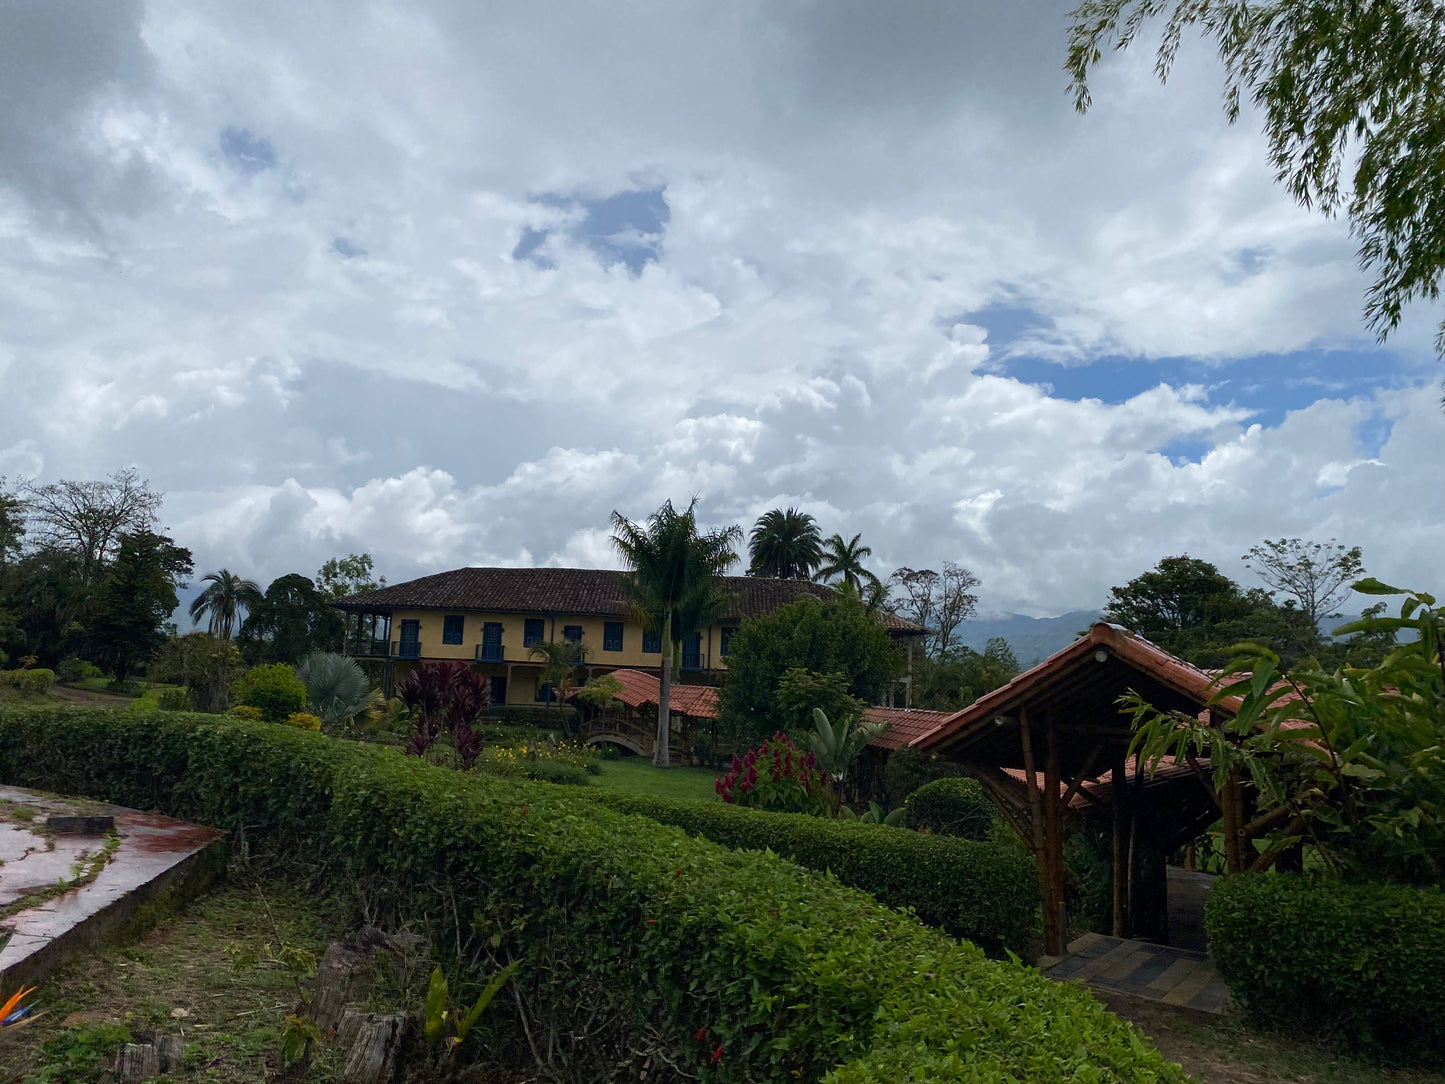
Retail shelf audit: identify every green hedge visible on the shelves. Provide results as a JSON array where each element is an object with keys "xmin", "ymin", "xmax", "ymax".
[
  {"xmin": 0, "ymin": 669, "xmax": 55, "ymax": 694},
  {"xmin": 904, "ymin": 778, "xmax": 998, "ymax": 840},
  {"xmin": 590, "ymin": 790, "xmax": 1038, "ymax": 958},
  {"xmin": 480, "ymin": 704, "xmax": 580, "ymax": 728},
  {"xmin": 1207, "ymin": 873, "xmax": 1445, "ymax": 1056},
  {"xmin": 0, "ymin": 707, "xmax": 1185, "ymax": 1083}
]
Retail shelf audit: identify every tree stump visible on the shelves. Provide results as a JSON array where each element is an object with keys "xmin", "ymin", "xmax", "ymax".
[
  {"xmin": 116, "ymin": 1044, "xmax": 158, "ymax": 1081},
  {"xmin": 312, "ymin": 941, "xmax": 376, "ymax": 1033},
  {"xmin": 340, "ymin": 1012, "xmax": 409, "ymax": 1084}
]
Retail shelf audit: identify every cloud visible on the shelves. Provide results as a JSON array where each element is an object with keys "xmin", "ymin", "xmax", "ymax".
[{"xmin": 2, "ymin": 0, "xmax": 1442, "ymax": 620}]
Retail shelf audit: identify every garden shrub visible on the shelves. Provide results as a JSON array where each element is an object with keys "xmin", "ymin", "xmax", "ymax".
[
  {"xmin": 0, "ymin": 669, "xmax": 55, "ymax": 694},
  {"xmin": 715, "ymin": 732, "xmax": 829, "ymax": 814},
  {"xmin": 286, "ymin": 711, "xmax": 323, "ymax": 731},
  {"xmin": 590, "ymin": 790, "xmax": 1039, "ymax": 958},
  {"xmin": 55, "ymin": 657, "xmax": 103, "ymax": 684},
  {"xmin": 0, "ymin": 706, "xmax": 1184, "ymax": 1083},
  {"xmin": 229, "ymin": 704, "xmax": 264, "ymax": 721},
  {"xmin": 156, "ymin": 687, "xmax": 190, "ymax": 712},
  {"xmin": 476, "ymin": 740, "xmax": 595, "ymax": 786},
  {"xmin": 904, "ymin": 778, "xmax": 997, "ymax": 840},
  {"xmin": 881, "ymin": 746, "xmax": 969, "ymax": 807},
  {"xmin": 1207, "ymin": 873, "xmax": 1445, "ymax": 1057},
  {"xmin": 234, "ymin": 663, "xmax": 308, "ymax": 722}
]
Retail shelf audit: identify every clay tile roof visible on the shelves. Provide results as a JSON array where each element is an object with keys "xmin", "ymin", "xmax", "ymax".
[
  {"xmin": 334, "ymin": 567, "xmax": 922, "ymax": 632},
  {"xmin": 915, "ymin": 622, "xmax": 1241, "ymax": 759},
  {"xmin": 862, "ymin": 707, "xmax": 954, "ymax": 751},
  {"xmin": 585, "ymin": 668, "xmax": 719, "ymax": 717}
]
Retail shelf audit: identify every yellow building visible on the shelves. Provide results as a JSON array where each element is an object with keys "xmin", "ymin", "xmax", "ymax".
[{"xmin": 334, "ymin": 567, "xmax": 922, "ymax": 705}]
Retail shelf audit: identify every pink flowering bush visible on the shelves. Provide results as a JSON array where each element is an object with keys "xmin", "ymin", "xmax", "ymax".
[{"xmin": 715, "ymin": 732, "xmax": 829, "ymax": 815}]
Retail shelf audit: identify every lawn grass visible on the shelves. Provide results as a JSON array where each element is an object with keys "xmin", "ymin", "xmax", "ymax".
[
  {"xmin": 591, "ymin": 756, "xmax": 720, "ymax": 801},
  {"xmin": 1, "ymin": 877, "xmax": 345, "ymax": 1083}
]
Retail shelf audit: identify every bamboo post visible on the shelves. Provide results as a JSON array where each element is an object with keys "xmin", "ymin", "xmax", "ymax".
[
  {"xmin": 1044, "ymin": 716, "xmax": 1067, "ymax": 956},
  {"xmin": 1019, "ymin": 708, "xmax": 1058, "ymax": 955},
  {"xmin": 1112, "ymin": 751, "xmax": 1129, "ymax": 938}
]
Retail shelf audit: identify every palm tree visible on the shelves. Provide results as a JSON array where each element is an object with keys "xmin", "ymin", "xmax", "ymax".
[
  {"xmin": 189, "ymin": 569, "xmax": 263, "ymax": 639},
  {"xmin": 815, "ymin": 533, "xmax": 883, "ymax": 595},
  {"xmin": 611, "ymin": 499, "xmax": 742, "ymax": 768},
  {"xmin": 295, "ymin": 652, "xmax": 379, "ymax": 728},
  {"xmin": 529, "ymin": 639, "xmax": 589, "ymax": 734},
  {"xmin": 747, "ymin": 507, "xmax": 824, "ymax": 579}
]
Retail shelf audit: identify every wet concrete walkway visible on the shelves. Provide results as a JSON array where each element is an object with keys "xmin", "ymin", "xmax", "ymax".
[
  {"xmin": 0, "ymin": 786, "xmax": 223, "ymax": 986},
  {"xmin": 1043, "ymin": 932, "xmax": 1233, "ymax": 1014}
]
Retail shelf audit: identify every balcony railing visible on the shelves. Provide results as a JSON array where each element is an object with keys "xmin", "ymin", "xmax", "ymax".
[
  {"xmin": 394, "ymin": 640, "xmax": 422, "ymax": 660},
  {"xmin": 346, "ymin": 637, "xmax": 392, "ymax": 658},
  {"xmin": 475, "ymin": 643, "xmax": 505, "ymax": 663}
]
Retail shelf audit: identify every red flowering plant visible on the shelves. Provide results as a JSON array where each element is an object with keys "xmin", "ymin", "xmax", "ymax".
[{"xmin": 715, "ymin": 732, "xmax": 829, "ymax": 815}]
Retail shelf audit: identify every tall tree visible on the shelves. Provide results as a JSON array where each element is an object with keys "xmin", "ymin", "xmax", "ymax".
[
  {"xmin": 717, "ymin": 593, "xmax": 901, "ymax": 748},
  {"xmin": 747, "ymin": 507, "xmax": 824, "ymax": 579},
  {"xmin": 315, "ymin": 552, "xmax": 386, "ymax": 600},
  {"xmin": 610, "ymin": 499, "xmax": 741, "ymax": 768},
  {"xmin": 1068, "ymin": 0, "xmax": 1445, "ymax": 362},
  {"xmin": 815, "ymin": 533, "xmax": 882, "ymax": 595},
  {"xmin": 89, "ymin": 531, "xmax": 193, "ymax": 682},
  {"xmin": 1102, "ymin": 555, "xmax": 1316, "ymax": 667},
  {"xmin": 888, "ymin": 563, "xmax": 981, "ymax": 658},
  {"xmin": 189, "ymin": 569, "xmax": 263, "ymax": 640},
  {"xmin": 19, "ymin": 468, "xmax": 162, "ymax": 587},
  {"xmin": 1242, "ymin": 538, "xmax": 1365, "ymax": 627},
  {"xmin": 239, "ymin": 573, "xmax": 346, "ymax": 663},
  {"xmin": 0, "ymin": 478, "xmax": 22, "ymax": 566}
]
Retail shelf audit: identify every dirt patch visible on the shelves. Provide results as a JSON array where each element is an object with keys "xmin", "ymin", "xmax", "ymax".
[
  {"xmin": 47, "ymin": 685, "xmax": 133, "ymax": 707},
  {"xmin": 1100, "ymin": 990, "xmax": 1445, "ymax": 1084}
]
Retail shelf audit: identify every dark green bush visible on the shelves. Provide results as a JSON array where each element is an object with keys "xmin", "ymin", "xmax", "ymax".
[
  {"xmin": 1207, "ymin": 873, "xmax": 1445, "ymax": 1057},
  {"xmin": 590, "ymin": 790, "xmax": 1038, "ymax": 958},
  {"xmin": 881, "ymin": 746, "xmax": 969, "ymax": 806},
  {"xmin": 0, "ymin": 669, "xmax": 55, "ymax": 694},
  {"xmin": 904, "ymin": 778, "xmax": 997, "ymax": 840},
  {"xmin": 55, "ymin": 657, "xmax": 103, "ymax": 684},
  {"xmin": 0, "ymin": 706, "xmax": 1184, "ymax": 1083}
]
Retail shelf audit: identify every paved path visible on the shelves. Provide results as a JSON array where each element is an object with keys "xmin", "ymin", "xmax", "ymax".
[{"xmin": 1043, "ymin": 933, "xmax": 1233, "ymax": 1014}]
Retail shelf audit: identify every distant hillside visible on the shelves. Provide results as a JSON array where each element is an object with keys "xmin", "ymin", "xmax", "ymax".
[{"xmin": 953, "ymin": 611, "xmax": 1102, "ymax": 667}]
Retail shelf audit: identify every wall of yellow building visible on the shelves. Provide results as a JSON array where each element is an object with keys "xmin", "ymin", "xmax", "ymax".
[{"xmin": 385, "ymin": 608, "xmax": 738, "ymax": 678}]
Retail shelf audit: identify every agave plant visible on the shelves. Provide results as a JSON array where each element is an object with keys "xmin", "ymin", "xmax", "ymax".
[{"xmin": 294, "ymin": 653, "xmax": 378, "ymax": 727}]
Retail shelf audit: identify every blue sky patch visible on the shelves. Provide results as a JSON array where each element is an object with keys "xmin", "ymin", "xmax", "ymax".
[
  {"xmin": 332, "ymin": 237, "xmax": 364, "ymax": 259},
  {"xmin": 219, "ymin": 126, "xmax": 276, "ymax": 175},
  {"xmin": 514, "ymin": 187, "xmax": 669, "ymax": 274},
  {"xmin": 971, "ymin": 304, "xmax": 1416, "ymax": 427}
]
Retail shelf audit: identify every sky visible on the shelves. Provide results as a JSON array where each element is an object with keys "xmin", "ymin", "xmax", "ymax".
[{"xmin": 1, "ymin": 0, "xmax": 1440, "ymax": 619}]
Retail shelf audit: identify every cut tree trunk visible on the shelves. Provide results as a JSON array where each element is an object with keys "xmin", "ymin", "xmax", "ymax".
[
  {"xmin": 340, "ymin": 1012, "xmax": 409, "ymax": 1084},
  {"xmin": 312, "ymin": 940, "xmax": 377, "ymax": 1032}
]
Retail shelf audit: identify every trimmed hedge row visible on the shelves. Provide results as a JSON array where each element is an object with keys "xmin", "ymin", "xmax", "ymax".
[
  {"xmin": 0, "ymin": 669, "xmax": 55, "ymax": 694},
  {"xmin": 1208, "ymin": 873, "xmax": 1445, "ymax": 1056},
  {"xmin": 0, "ymin": 707, "xmax": 1185, "ymax": 1083},
  {"xmin": 588, "ymin": 790, "xmax": 1038, "ymax": 958}
]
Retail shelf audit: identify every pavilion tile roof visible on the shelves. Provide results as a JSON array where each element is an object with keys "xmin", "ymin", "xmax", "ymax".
[
  {"xmin": 860, "ymin": 707, "xmax": 954, "ymax": 751},
  {"xmin": 334, "ymin": 566, "xmax": 922, "ymax": 633},
  {"xmin": 584, "ymin": 669, "xmax": 720, "ymax": 718}
]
